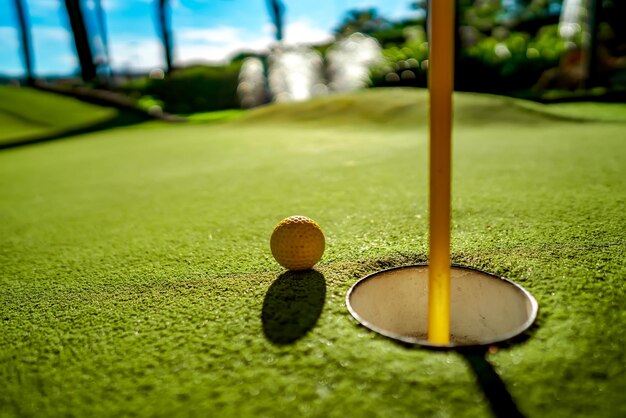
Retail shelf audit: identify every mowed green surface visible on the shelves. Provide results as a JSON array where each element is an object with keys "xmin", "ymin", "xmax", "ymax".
[
  {"xmin": 0, "ymin": 86, "xmax": 117, "ymax": 147},
  {"xmin": 1, "ymin": 88, "xmax": 625, "ymax": 417}
]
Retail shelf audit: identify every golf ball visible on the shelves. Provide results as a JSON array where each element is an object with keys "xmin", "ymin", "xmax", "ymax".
[{"xmin": 270, "ymin": 216, "xmax": 325, "ymax": 271}]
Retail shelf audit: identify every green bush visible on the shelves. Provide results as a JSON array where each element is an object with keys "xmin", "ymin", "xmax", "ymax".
[
  {"xmin": 372, "ymin": 24, "xmax": 569, "ymax": 93},
  {"xmin": 119, "ymin": 63, "xmax": 242, "ymax": 114},
  {"xmin": 461, "ymin": 24, "xmax": 568, "ymax": 90}
]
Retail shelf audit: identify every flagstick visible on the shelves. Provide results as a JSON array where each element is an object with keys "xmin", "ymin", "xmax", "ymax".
[{"xmin": 428, "ymin": 0, "xmax": 454, "ymax": 345}]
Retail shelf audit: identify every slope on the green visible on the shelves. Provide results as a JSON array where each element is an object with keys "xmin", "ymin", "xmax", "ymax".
[
  {"xmin": 241, "ymin": 87, "xmax": 626, "ymax": 125},
  {"xmin": 512, "ymin": 99, "xmax": 626, "ymax": 122},
  {"xmin": 0, "ymin": 86, "xmax": 119, "ymax": 147},
  {"xmin": 0, "ymin": 89, "xmax": 624, "ymax": 418}
]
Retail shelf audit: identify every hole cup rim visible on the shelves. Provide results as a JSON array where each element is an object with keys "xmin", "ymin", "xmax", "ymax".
[{"xmin": 346, "ymin": 264, "xmax": 539, "ymax": 350}]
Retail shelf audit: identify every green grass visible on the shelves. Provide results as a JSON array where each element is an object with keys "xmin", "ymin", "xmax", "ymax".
[
  {"xmin": 0, "ymin": 87, "xmax": 116, "ymax": 146},
  {"xmin": 1, "ymin": 88, "xmax": 624, "ymax": 417},
  {"xmin": 183, "ymin": 109, "xmax": 246, "ymax": 123},
  {"xmin": 0, "ymin": 86, "xmax": 143, "ymax": 148}
]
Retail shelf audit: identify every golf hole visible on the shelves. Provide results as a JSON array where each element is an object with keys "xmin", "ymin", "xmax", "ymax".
[{"xmin": 346, "ymin": 265, "xmax": 538, "ymax": 348}]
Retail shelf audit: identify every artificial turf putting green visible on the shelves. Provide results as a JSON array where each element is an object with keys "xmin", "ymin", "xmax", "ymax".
[{"xmin": 0, "ymin": 88, "xmax": 624, "ymax": 417}]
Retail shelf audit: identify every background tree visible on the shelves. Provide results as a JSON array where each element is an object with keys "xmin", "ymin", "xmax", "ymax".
[
  {"xmin": 334, "ymin": 8, "xmax": 391, "ymax": 37},
  {"xmin": 456, "ymin": 0, "xmax": 561, "ymax": 34},
  {"xmin": 13, "ymin": 0, "xmax": 35, "ymax": 86},
  {"xmin": 584, "ymin": 0, "xmax": 626, "ymax": 88},
  {"xmin": 410, "ymin": 0, "xmax": 428, "ymax": 20}
]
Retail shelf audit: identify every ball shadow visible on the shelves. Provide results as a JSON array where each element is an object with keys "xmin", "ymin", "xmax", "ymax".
[{"xmin": 262, "ymin": 270, "xmax": 326, "ymax": 345}]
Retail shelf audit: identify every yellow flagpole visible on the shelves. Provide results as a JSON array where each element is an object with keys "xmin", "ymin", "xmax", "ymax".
[{"xmin": 428, "ymin": 0, "xmax": 454, "ymax": 345}]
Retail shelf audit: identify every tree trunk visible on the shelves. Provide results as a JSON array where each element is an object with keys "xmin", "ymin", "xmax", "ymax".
[
  {"xmin": 94, "ymin": 0, "xmax": 111, "ymax": 77},
  {"xmin": 13, "ymin": 0, "xmax": 35, "ymax": 86},
  {"xmin": 65, "ymin": 0, "xmax": 97, "ymax": 82},
  {"xmin": 158, "ymin": 0, "xmax": 174, "ymax": 74},
  {"xmin": 267, "ymin": 0, "xmax": 284, "ymax": 42}
]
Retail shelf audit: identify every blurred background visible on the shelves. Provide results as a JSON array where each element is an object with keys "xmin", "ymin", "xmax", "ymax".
[{"xmin": 1, "ymin": 0, "xmax": 625, "ymax": 116}]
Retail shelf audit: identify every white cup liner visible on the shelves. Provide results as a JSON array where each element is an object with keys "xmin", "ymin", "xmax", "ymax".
[{"xmin": 346, "ymin": 264, "xmax": 538, "ymax": 348}]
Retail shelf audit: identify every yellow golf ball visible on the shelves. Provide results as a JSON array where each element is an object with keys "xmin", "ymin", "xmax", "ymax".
[{"xmin": 270, "ymin": 216, "xmax": 325, "ymax": 271}]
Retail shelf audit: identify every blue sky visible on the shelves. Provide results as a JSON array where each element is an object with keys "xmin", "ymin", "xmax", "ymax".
[{"xmin": 0, "ymin": 0, "xmax": 417, "ymax": 76}]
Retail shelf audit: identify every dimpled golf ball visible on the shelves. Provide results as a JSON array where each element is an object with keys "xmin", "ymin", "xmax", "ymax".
[{"xmin": 270, "ymin": 216, "xmax": 325, "ymax": 271}]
